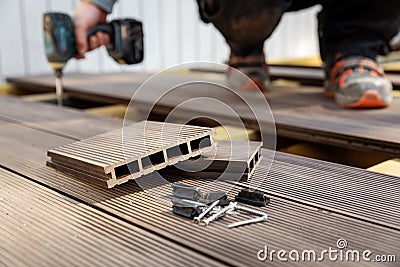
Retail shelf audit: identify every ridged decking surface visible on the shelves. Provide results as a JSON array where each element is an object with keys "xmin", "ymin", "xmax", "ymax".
[
  {"xmin": 47, "ymin": 121, "xmax": 215, "ymax": 187},
  {"xmin": 2, "ymin": 155, "xmax": 399, "ymax": 267},
  {"xmin": 0, "ymin": 169, "xmax": 223, "ymax": 267}
]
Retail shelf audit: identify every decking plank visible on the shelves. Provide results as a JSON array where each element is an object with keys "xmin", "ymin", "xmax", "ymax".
[
  {"xmin": 0, "ymin": 168, "xmax": 224, "ymax": 267},
  {"xmin": 6, "ymin": 72, "xmax": 400, "ymax": 155}
]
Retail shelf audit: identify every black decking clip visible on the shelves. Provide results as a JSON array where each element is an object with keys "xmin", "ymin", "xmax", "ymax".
[
  {"xmin": 171, "ymin": 183, "xmax": 229, "ymax": 218},
  {"xmin": 172, "ymin": 183, "xmax": 203, "ymax": 201},
  {"xmin": 235, "ymin": 188, "xmax": 270, "ymax": 207},
  {"xmin": 172, "ymin": 197, "xmax": 208, "ymax": 219}
]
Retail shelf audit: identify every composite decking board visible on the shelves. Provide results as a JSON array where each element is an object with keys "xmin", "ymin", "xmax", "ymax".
[
  {"xmin": 48, "ymin": 121, "xmax": 215, "ymax": 187},
  {"xmin": 172, "ymin": 140, "xmax": 262, "ymax": 180},
  {"xmin": 48, "ymin": 140, "xmax": 261, "ymax": 185},
  {"xmin": 6, "ymin": 73, "xmax": 400, "ymax": 155},
  {"xmin": 0, "ymin": 169, "xmax": 223, "ymax": 267},
  {"xmin": 269, "ymin": 66, "xmax": 400, "ymax": 88},
  {"xmin": 1, "ymin": 156, "xmax": 399, "ymax": 267},
  {"xmin": 0, "ymin": 95, "xmax": 123, "ymax": 140},
  {"xmin": 190, "ymin": 64, "xmax": 400, "ymax": 88},
  {"xmin": 242, "ymin": 150, "xmax": 400, "ymax": 230}
]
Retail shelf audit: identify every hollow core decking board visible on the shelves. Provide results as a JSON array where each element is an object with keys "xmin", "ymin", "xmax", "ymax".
[
  {"xmin": 171, "ymin": 140, "xmax": 262, "ymax": 181},
  {"xmin": 6, "ymin": 73, "xmax": 400, "ymax": 155},
  {"xmin": 48, "ymin": 121, "xmax": 215, "ymax": 188},
  {"xmin": 0, "ymin": 101, "xmax": 398, "ymax": 267},
  {"xmin": 0, "ymin": 169, "xmax": 225, "ymax": 267}
]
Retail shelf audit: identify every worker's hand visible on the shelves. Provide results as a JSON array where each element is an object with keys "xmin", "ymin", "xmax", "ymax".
[{"xmin": 72, "ymin": 1, "xmax": 110, "ymax": 58}]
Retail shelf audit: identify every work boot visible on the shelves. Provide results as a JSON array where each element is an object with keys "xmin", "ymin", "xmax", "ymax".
[
  {"xmin": 227, "ymin": 52, "xmax": 270, "ymax": 91},
  {"xmin": 324, "ymin": 55, "xmax": 392, "ymax": 108}
]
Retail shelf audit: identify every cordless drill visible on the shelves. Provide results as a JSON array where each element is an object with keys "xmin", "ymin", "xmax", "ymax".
[{"xmin": 43, "ymin": 12, "xmax": 144, "ymax": 106}]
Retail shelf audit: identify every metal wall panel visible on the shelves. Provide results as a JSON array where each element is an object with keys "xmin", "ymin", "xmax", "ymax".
[{"xmin": 0, "ymin": 0, "xmax": 320, "ymax": 84}]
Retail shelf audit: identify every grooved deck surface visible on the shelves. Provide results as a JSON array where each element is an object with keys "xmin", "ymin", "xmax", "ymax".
[
  {"xmin": 0, "ymin": 97, "xmax": 399, "ymax": 266},
  {"xmin": 0, "ymin": 95, "xmax": 123, "ymax": 140},
  {"xmin": 6, "ymin": 72, "xmax": 400, "ymax": 155},
  {"xmin": 0, "ymin": 169, "xmax": 224, "ymax": 267},
  {"xmin": 1, "ymin": 155, "xmax": 399, "ymax": 267}
]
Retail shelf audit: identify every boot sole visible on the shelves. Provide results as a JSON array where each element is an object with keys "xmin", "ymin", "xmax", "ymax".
[{"xmin": 338, "ymin": 90, "xmax": 389, "ymax": 109}]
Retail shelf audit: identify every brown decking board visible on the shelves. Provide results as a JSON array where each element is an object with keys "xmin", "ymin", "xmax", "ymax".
[
  {"xmin": 0, "ymin": 97, "xmax": 398, "ymax": 266},
  {"xmin": 6, "ymin": 72, "xmax": 400, "ymax": 156},
  {"xmin": 0, "ymin": 168, "xmax": 224, "ymax": 267},
  {"xmin": 0, "ymin": 95, "xmax": 123, "ymax": 140},
  {"xmin": 1, "ymin": 153, "xmax": 399, "ymax": 267},
  {"xmin": 47, "ymin": 121, "xmax": 215, "ymax": 188},
  {"xmin": 191, "ymin": 64, "xmax": 400, "ymax": 88},
  {"xmin": 268, "ymin": 65, "xmax": 400, "ymax": 88}
]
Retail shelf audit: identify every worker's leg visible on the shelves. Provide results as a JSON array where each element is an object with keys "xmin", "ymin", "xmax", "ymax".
[
  {"xmin": 196, "ymin": 0, "xmax": 291, "ymax": 90},
  {"xmin": 319, "ymin": 0, "xmax": 400, "ymax": 62},
  {"xmin": 197, "ymin": 0, "xmax": 291, "ymax": 57},
  {"xmin": 286, "ymin": 0, "xmax": 321, "ymax": 11},
  {"xmin": 319, "ymin": 0, "xmax": 400, "ymax": 108}
]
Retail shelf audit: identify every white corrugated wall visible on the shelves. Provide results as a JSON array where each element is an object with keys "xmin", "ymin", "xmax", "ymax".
[{"xmin": 0, "ymin": 0, "xmax": 320, "ymax": 84}]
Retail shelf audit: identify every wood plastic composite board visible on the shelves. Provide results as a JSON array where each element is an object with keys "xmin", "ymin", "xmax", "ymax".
[
  {"xmin": 48, "ymin": 121, "xmax": 215, "ymax": 188},
  {"xmin": 0, "ymin": 168, "xmax": 224, "ymax": 267},
  {"xmin": 1, "ymin": 146, "xmax": 399, "ymax": 266},
  {"xmin": 6, "ymin": 72, "xmax": 400, "ymax": 155},
  {"xmin": 171, "ymin": 140, "xmax": 262, "ymax": 181},
  {"xmin": 192, "ymin": 64, "xmax": 400, "ymax": 88},
  {"xmin": 0, "ymin": 97, "xmax": 398, "ymax": 266}
]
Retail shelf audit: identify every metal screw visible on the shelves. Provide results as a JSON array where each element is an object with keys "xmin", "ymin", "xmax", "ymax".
[
  {"xmin": 203, "ymin": 202, "xmax": 238, "ymax": 226},
  {"xmin": 193, "ymin": 200, "xmax": 220, "ymax": 223},
  {"xmin": 235, "ymin": 205, "xmax": 267, "ymax": 217},
  {"xmin": 209, "ymin": 206, "xmax": 221, "ymax": 215},
  {"xmin": 228, "ymin": 215, "xmax": 268, "ymax": 228}
]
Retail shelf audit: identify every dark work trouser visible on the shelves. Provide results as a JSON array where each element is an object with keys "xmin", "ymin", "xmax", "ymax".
[{"xmin": 196, "ymin": 0, "xmax": 400, "ymax": 62}]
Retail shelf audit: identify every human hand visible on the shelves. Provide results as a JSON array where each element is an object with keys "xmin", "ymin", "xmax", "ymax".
[{"xmin": 72, "ymin": 1, "xmax": 110, "ymax": 58}]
